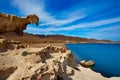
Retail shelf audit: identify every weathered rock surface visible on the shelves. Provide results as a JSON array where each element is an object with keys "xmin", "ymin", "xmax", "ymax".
[
  {"xmin": 0, "ymin": 67, "xmax": 17, "ymax": 80},
  {"xmin": 0, "ymin": 38, "xmax": 119, "ymax": 80},
  {"xmin": 80, "ymin": 60, "xmax": 95, "ymax": 68},
  {"xmin": 0, "ymin": 13, "xmax": 39, "ymax": 35},
  {"xmin": 0, "ymin": 36, "xmax": 14, "ymax": 52},
  {"xmin": 0, "ymin": 36, "xmax": 28, "ymax": 52}
]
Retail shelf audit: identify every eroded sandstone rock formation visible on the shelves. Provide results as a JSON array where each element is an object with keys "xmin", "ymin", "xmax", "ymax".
[
  {"xmin": 0, "ymin": 13, "xmax": 39, "ymax": 35},
  {"xmin": 0, "ymin": 36, "xmax": 28, "ymax": 52},
  {"xmin": 0, "ymin": 36, "xmax": 14, "ymax": 52},
  {"xmin": 0, "ymin": 43, "xmax": 78, "ymax": 80},
  {"xmin": 0, "ymin": 38, "xmax": 118, "ymax": 80}
]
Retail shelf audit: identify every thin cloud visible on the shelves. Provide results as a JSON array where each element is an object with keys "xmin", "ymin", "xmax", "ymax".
[
  {"xmin": 12, "ymin": 0, "xmax": 56, "ymax": 22},
  {"xmin": 85, "ymin": 25, "xmax": 120, "ymax": 41},
  {"xmin": 41, "ymin": 17, "xmax": 120, "ymax": 31},
  {"xmin": 10, "ymin": 0, "xmax": 120, "ymax": 40},
  {"xmin": 11, "ymin": 0, "xmax": 117, "ymax": 28},
  {"xmin": 11, "ymin": 0, "xmax": 85, "ymax": 27},
  {"xmin": 25, "ymin": 17, "xmax": 120, "ymax": 34}
]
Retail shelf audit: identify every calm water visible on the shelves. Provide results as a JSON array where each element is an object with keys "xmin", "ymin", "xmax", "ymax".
[{"xmin": 66, "ymin": 43, "xmax": 120, "ymax": 77}]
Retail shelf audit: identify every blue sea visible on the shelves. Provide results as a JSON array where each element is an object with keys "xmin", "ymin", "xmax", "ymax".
[{"xmin": 66, "ymin": 43, "xmax": 120, "ymax": 77}]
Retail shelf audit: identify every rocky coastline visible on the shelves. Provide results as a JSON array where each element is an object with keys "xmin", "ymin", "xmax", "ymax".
[
  {"xmin": 0, "ymin": 12, "xmax": 119, "ymax": 80},
  {"xmin": 0, "ymin": 37, "xmax": 120, "ymax": 80}
]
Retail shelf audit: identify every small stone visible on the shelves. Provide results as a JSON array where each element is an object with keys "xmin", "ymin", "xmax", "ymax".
[{"xmin": 80, "ymin": 60, "xmax": 95, "ymax": 68}]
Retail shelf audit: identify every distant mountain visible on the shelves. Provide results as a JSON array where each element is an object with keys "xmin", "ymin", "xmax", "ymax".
[{"xmin": 1, "ymin": 32, "xmax": 111, "ymax": 43}]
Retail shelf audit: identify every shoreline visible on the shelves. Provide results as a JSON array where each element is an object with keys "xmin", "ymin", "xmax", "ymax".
[
  {"xmin": 64, "ymin": 43, "xmax": 120, "ymax": 79},
  {"xmin": 0, "ymin": 38, "xmax": 120, "ymax": 80},
  {"xmin": 26, "ymin": 43, "xmax": 120, "ymax": 78},
  {"xmin": 0, "ymin": 44, "xmax": 107, "ymax": 80}
]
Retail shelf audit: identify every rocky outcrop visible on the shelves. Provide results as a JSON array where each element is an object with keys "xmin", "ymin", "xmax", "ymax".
[
  {"xmin": 0, "ymin": 36, "xmax": 28, "ymax": 52},
  {"xmin": 0, "ymin": 43, "xmax": 77, "ymax": 80},
  {"xmin": 0, "ymin": 67, "xmax": 17, "ymax": 80},
  {"xmin": 80, "ymin": 60, "xmax": 95, "ymax": 68},
  {"xmin": 16, "ymin": 44, "xmax": 28, "ymax": 49},
  {"xmin": 0, "ymin": 41, "xmax": 119, "ymax": 80},
  {"xmin": 0, "ymin": 13, "xmax": 39, "ymax": 35},
  {"xmin": 0, "ymin": 36, "xmax": 14, "ymax": 52}
]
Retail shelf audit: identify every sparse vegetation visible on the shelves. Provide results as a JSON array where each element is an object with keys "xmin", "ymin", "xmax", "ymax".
[{"xmin": 22, "ymin": 51, "xmax": 31, "ymax": 56}]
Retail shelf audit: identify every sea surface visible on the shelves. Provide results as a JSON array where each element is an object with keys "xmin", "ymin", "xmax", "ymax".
[{"xmin": 66, "ymin": 43, "xmax": 120, "ymax": 77}]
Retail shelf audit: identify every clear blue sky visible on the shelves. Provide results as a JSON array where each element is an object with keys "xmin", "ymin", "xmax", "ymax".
[{"xmin": 0, "ymin": 0, "xmax": 120, "ymax": 41}]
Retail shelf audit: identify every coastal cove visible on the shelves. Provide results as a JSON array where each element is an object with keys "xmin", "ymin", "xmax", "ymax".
[{"xmin": 66, "ymin": 43, "xmax": 120, "ymax": 77}]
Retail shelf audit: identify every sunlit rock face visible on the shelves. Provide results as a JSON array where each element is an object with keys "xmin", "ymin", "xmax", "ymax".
[
  {"xmin": 0, "ymin": 42, "xmax": 109, "ymax": 80},
  {"xmin": 0, "ymin": 13, "xmax": 39, "ymax": 35},
  {"xmin": 80, "ymin": 60, "xmax": 95, "ymax": 68},
  {"xmin": 0, "ymin": 37, "xmax": 117, "ymax": 80}
]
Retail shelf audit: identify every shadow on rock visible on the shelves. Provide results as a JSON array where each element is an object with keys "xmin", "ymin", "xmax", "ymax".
[{"xmin": 0, "ymin": 67, "xmax": 17, "ymax": 80}]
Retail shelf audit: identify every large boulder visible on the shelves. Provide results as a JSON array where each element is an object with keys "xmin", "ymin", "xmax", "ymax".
[{"xmin": 80, "ymin": 60, "xmax": 95, "ymax": 68}]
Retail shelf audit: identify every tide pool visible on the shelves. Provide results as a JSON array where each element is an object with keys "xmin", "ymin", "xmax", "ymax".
[{"xmin": 66, "ymin": 43, "xmax": 120, "ymax": 77}]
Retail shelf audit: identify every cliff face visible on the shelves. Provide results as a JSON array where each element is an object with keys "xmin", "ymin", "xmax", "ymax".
[
  {"xmin": 0, "ymin": 42, "xmax": 79, "ymax": 80},
  {"xmin": 0, "ymin": 37, "xmax": 119, "ymax": 80}
]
